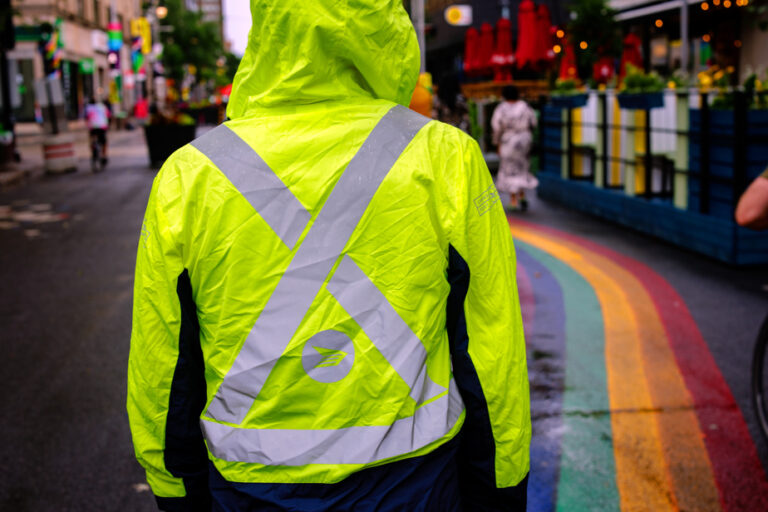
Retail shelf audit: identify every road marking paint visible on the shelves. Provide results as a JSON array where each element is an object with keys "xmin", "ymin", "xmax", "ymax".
[
  {"xmin": 512, "ymin": 217, "xmax": 768, "ymax": 511},
  {"xmin": 513, "ymin": 225, "xmax": 677, "ymax": 511},
  {"xmin": 517, "ymin": 245, "xmax": 620, "ymax": 511},
  {"xmin": 517, "ymin": 224, "xmax": 721, "ymax": 511}
]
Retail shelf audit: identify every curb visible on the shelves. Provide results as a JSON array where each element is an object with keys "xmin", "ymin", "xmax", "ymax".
[{"xmin": 0, "ymin": 167, "xmax": 30, "ymax": 189}]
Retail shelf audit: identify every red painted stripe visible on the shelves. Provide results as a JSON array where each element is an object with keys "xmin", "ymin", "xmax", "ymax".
[
  {"xmin": 511, "ymin": 218, "xmax": 768, "ymax": 511},
  {"xmin": 516, "ymin": 261, "xmax": 535, "ymax": 334},
  {"xmin": 44, "ymin": 143, "xmax": 73, "ymax": 151},
  {"xmin": 45, "ymin": 151, "xmax": 75, "ymax": 158}
]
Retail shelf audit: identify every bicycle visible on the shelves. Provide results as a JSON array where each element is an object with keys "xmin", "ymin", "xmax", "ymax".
[
  {"xmin": 90, "ymin": 131, "xmax": 107, "ymax": 173},
  {"xmin": 752, "ymin": 313, "xmax": 768, "ymax": 441}
]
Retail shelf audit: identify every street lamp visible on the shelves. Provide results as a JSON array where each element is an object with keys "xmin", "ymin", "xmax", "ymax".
[{"xmin": 156, "ymin": 6, "xmax": 168, "ymax": 19}]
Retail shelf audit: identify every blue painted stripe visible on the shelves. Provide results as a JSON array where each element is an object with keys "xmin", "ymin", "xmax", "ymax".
[{"xmin": 516, "ymin": 241, "xmax": 620, "ymax": 511}]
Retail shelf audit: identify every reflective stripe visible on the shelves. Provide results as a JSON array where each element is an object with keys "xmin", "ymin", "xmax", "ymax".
[
  {"xmin": 191, "ymin": 124, "xmax": 311, "ymax": 249},
  {"xmin": 206, "ymin": 105, "xmax": 431, "ymax": 424},
  {"xmin": 201, "ymin": 379, "xmax": 464, "ymax": 465},
  {"xmin": 327, "ymin": 255, "xmax": 445, "ymax": 403}
]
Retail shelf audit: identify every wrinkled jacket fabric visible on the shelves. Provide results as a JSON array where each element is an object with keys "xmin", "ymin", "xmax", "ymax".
[{"xmin": 127, "ymin": 1, "xmax": 530, "ymax": 510}]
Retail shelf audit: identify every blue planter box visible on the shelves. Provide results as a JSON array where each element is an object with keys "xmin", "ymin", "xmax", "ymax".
[
  {"xmin": 537, "ymin": 174, "xmax": 768, "ymax": 265},
  {"xmin": 550, "ymin": 94, "xmax": 588, "ymax": 109},
  {"xmin": 688, "ymin": 108, "xmax": 768, "ymax": 218},
  {"xmin": 617, "ymin": 92, "xmax": 664, "ymax": 110},
  {"xmin": 540, "ymin": 106, "xmax": 563, "ymax": 174}
]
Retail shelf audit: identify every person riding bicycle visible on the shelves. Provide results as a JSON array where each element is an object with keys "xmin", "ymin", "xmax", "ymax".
[{"xmin": 85, "ymin": 96, "xmax": 110, "ymax": 166}]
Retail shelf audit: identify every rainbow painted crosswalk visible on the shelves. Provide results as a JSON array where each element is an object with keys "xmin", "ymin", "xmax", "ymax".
[{"xmin": 511, "ymin": 218, "xmax": 768, "ymax": 511}]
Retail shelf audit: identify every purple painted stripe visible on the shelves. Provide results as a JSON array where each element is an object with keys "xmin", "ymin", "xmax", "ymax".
[
  {"xmin": 517, "ymin": 247, "xmax": 567, "ymax": 512},
  {"xmin": 516, "ymin": 258, "xmax": 535, "ymax": 334}
]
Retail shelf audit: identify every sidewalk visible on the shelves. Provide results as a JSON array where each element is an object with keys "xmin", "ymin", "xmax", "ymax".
[{"xmin": 0, "ymin": 125, "xmax": 151, "ymax": 187}]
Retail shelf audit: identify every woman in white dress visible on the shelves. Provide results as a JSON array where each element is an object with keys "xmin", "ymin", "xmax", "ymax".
[{"xmin": 491, "ymin": 85, "xmax": 538, "ymax": 210}]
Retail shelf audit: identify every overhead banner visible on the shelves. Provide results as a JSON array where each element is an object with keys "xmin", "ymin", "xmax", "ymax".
[{"xmin": 130, "ymin": 17, "xmax": 151, "ymax": 54}]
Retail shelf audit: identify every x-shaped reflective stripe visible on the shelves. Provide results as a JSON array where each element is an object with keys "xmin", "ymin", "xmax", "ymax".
[{"xmin": 193, "ymin": 105, "xmax": 443, "ymax": 426}]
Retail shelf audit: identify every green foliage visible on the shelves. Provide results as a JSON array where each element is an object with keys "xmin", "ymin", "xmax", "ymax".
[
  {"xmin": 566, "ymin": 0, "xmax": 622, "ymax": 79},
  {"xmin": 213, "ymin": 52, "xmax": 240, "ymax": 87},
  {"xmin": 159, "ymin": 0, "xmax": 224, "ymax": 87},
  {"xmin": 621, "ymin": 64, "xmax": 665, "ymax": 93},
  {"xmin": 668, "ymin": 70, "xmax": 690, "ymax": 89},
  {"xmin": 745, "ymin": 0, "xmax": 768, "ymax": 32},
  {"xmin": 552, "ymin": 78, "xmax": 580, "ymax": 95}
]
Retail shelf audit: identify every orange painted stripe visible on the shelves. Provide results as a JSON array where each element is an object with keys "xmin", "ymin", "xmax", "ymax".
[
  {"xmin": 513, "ymin": 217, "xmax": 768, "ymax": 510},
  {"xmin": 511, "ymin": 224, "xmax": 722, "ymax": 511}
]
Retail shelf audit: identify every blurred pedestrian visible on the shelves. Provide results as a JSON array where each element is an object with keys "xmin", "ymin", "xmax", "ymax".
[
  {"xmin": 85, "ymin": 96, "xmax": 109, "ymax": 165},
  {"xmin": 491, "ymin": 85, "xmax": 538, "ymax": 211},
  {"xmin": 127, "ymin": 1, "xmax": 530, "ymax": 511},
  {"xmin": 736, "ymin": 168, "xmax": 768, "ymax": 230}
]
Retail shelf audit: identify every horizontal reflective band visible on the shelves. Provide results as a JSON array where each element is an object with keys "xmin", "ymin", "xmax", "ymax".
[
  {"xmin": 191, "ymin": 124, "xmax": 311, "ymax": 249},
  {"xmin": 206, "ymin": 106, "xmax": 430, "ymax": 424},
  {"xmin": 327, "ymin": 255, "xmax": 445, "ymax": 403},
  {"xmin": 202, "ymin": 379, "xmax": 464, "ymax": 465}
]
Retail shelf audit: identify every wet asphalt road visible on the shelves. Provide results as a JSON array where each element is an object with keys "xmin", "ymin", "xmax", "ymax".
[
  {"xmin": 0, "ymin": 131, "xmax": 158, "ymax": 511},
  {"xmin": 1, "ymin": 128, "xmax": 767, "ymax": 511}
]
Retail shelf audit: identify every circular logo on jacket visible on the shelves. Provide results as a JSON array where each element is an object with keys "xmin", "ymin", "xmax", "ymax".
[{"xmin": 301, "ymin": 330, "xmax": 355, "ymax": 383}]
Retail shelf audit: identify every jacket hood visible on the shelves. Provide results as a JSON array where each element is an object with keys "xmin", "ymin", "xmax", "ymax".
[{"xmin": 227, "ymin": 0, "xmax": 420, "ymax": 119}]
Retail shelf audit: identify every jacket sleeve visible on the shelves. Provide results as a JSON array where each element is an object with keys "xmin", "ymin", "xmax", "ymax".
[
  {"xmin": 445, "ymin": 133, "xmax": 531, "ymax": 509},
  {"xmin": 127, "ymin": 166, "xmax": 211, "ymax": 511}
]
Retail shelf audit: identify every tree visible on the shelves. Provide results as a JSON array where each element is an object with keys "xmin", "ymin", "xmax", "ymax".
[
  {"xmin": 213, "ymin": 51, "xmax": 241, "ymax": 88},
  {"xmin": 158, "ymin": 0, "xmax": 224, "ymax": 91},
  {"xmin": 566, "ymin": 0, "xmax": 622, "ymax": 81},
  {"xmin": 746, "ymin": 0, "xmax": 768, "ymax": 32}
]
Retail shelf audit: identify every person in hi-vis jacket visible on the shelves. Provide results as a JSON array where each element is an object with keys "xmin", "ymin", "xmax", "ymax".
[{"xmin": 127, "ymin": 1, "xmax": 531, "ymax": 510}]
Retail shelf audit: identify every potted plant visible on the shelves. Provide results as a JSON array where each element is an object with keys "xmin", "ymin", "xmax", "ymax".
[
  {"xmin": 143, "ymin": 110, "xmax": 197, "ymax": 168},
  {"xmin": 617, "ymin": 64, "xmax": 665, "ymax": 109},
  {"xmin": 550, "ymin": 78, "xmax": 589, "ymax": 109}
]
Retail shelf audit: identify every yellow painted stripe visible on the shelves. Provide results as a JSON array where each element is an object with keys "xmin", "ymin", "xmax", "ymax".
[
  {"xmin": 512, "ymin": 225, "xmax": 692, "ymax": 511},
  {"xmin": 573, "ymin": 108, "xmax": 583, "ymax": 177},
  {"xmin": 634, "ymin": 111, "xmax": 646, "ymax": 194},
  {"xmin": 513, "ymin": 224, "xmax": 722, "ymax": 511}
]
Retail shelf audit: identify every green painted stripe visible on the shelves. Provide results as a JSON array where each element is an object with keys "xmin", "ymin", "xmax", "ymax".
[{"xmin": 518, "ymin": 241, "xmax": 620, "ymax": 511}]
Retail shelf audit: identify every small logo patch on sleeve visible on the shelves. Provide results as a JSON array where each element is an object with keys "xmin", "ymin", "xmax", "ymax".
[
  {"xmin": 474, "ymin": 185, "xmax": 500, "ymax": 216},
  {"xmin": 140, "ymin": 222, "xmax": 150, "ymax": 248}
]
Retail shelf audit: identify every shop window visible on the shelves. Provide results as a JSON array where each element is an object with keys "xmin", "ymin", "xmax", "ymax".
[
  {"xmin": 12, "ymin": 59, "xmax": 36, "ymax": 123},
  {"xmin": 61, "ymin": 61, "xmax": 82, "ymax": 120}
]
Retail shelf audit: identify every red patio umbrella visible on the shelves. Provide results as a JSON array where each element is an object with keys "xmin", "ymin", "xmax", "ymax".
[
  {"xmin": 477, "ymin": 22, "xmax": 495, "ymax": 77},
  {"xmin": 463, "ymin": 27, "xmax": 479, "ymax": 76},
  {"xmin": 620, "ymin": 33, "xmax": 643, "ymax": 79},
  {"xmin": 534, "ymin": 4, "xmax": 555, "ymax": 66},
  {"xmin": 515, "ymin": 0, "xmax": 538, "ymax": 69},
  {"xmin": 491, "ymin": 18, "xmax": 515, "ymax": 82},
  {"xmin": 558, "ymin": 43, "xmax": 578, "ymax": 80}
]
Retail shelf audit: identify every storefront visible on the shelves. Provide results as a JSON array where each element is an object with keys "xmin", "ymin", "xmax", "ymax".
[{"xmin": 613, "ymin": 0, "xmax": 768, "ymax": 81}]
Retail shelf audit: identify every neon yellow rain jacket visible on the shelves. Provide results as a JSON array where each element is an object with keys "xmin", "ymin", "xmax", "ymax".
[{"xmin": 128, "ymin": 1, "xmax": 530, "ymax": 510}]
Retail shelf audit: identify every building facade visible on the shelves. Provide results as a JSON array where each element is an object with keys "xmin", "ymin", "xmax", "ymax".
[
  {"xmin": 610, "ymin": 0, "xmax": 768, "ymax": 81},
  {"xmin": 9, "ymin": 0, "xmax": 146, "ymax": 123},
  {"xmin": 185, "ymin": 0, "xmax": 223, "ymax": 41}
]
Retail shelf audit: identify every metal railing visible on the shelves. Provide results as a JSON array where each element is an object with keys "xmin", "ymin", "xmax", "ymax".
[{"xmin": 532, "ymin": 89, "xmax": 767, "ymax": 217}]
